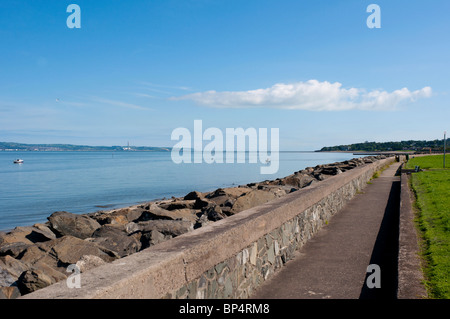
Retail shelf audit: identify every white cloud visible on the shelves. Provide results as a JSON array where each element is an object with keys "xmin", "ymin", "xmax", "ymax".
[{"xmin": 172, "ymin": 80, "xmax": 432, "ymax": 111}]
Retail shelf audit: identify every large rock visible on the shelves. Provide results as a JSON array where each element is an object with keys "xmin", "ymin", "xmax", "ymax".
[
  {"xmin": 183, "ymin": 191, "xmax": 204, "ymax": 200},
  {"xmin": 267, "ymin": 186, "xmax": 290, "ymax": 197},
  {"xmin": 0, "ymin": 256, "xmax": 29, "ymax": 286},
  {"xmin": 18, "ymin": 236, "xmax": 118, "ymax": 272},
  {"xmin": 158, "ymin": 200, "xmax": 196, "ymax": 211},
  {"xmin": 140, "ymin": 230, "xmax": 170, "ymax": 249},
  {"xmin": 89, "ymin": 210, "xmax": 128, "ymax": 226},
  {"xmin": 31, "ymin": 223, "xmax": 57, "ymax": 240},
  {"xmin": 90, "ymin": 225, "xmax": 141, "ymax": 257},
  {"xmin": 17, "ymin": 268, "xmax": 65, "ymax": 295},
  {"xmin": 125, "ymin": 208, "xmax": 147, "ymax": 223},
  {"xmin": 230, "ymin": 189, "xmax": 279, "ymax": 214},
  {"xmin": 18, "ymin": 269, "xmax": 51, "ymax": 293},
  {"xmin": 194, "ymin": 198, "xmax": 212, "ymax": 210},
  {"xmin": 204, "ymin": 187, "xmax": 252, "ymax": 212},
  {"xmin": 0, "ymin": 242, "xmax": 31, "ymax": 258},
  {"xmin": 0, "ymin": 225, "xmax": 56, "ymax": 246},
  {"xmin": 75, "ymin": 255, "xmax": 107, "ymax": 273},
  {"xmin": 207, "ymin": 194, "xmax": 235, "ymax": 208},
  {"xmin": 206, "ymin": 187, "xmax": 251, "ymax": 200},
  {"xmin": 47, "ymin": 236, "xmax": 118, "ymax": 265},
  {"xmin": 313, "ymin": 173, "xmax": 328, "ymax": 181},
  {"xmin": 279, "ymin": 173, "xmax": 315, "ymax": 188},
  {"xmin": 125, "ymin": 220, "xmax": 193, "ymax": 237},
  {"xmin": 318, "ymin": 166, "xmax": 343, "ymax": 176},
  {"xmin": 194, "ymin": 213, "xmax": 211, "ymax": 229},
  {"xmin": 48, "ymin": 211, "xmax": 101, "ymax": 239},
  {"xmin": 204, "ymin": 205, "xmax": 227, "ymax": 221},
  {"xmin": 0, "ymin": 267, "xmax": 16, "ymax": 287},
  {"xmin": 335, "ymin": 161, "xmax": 358, "ymax": 171},
  {"xmin": 15, "ymin": 245, "xmax": 50, "ymax": 268},
  {"xmin": 0, "ymin": 286, "xmax": 21, "ymax": 299},
  {"xmin": 89, "ymin": 208, "xmax": 144, "ymax": 225},
  {"xmin": 138, "ymin": 203, "xmax": 196, "ymax": 222},
  {"xmin": 301, "ymin": 167, "xmax": 315, "ymax": 174}
]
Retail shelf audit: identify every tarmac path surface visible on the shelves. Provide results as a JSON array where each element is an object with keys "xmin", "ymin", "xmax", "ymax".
[{"xmin": 252, "ymin": 162, "xmax": 402, "ymax": 299}]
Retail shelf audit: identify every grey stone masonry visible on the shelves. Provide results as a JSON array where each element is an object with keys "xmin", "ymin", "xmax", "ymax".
[
  {"xmin": 22, "ymin": 157, "xmax": 394, "ymax": 299},
  {"xmin": 169, "ymin": 167, "xmax": 378, "ymax": 299}
]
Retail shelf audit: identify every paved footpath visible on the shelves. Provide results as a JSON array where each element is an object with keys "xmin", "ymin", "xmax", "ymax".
[{"xmin": 252, "ymin": 162, "xmax": 403, "ymax": 299}]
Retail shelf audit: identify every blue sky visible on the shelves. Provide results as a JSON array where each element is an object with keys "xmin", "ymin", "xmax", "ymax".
[{"xmin": 0, "ymin": 0, "xmax": 448, "ymax": 150}]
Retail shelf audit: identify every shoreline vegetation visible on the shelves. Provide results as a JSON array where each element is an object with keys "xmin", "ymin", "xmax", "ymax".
[
  {"xmin": 319, "ymin": 139, "xmax": 449, "ymax": 153},
  {"xmin": 0, "ymin": 155, "xmax": 389, "ymax": 298}
]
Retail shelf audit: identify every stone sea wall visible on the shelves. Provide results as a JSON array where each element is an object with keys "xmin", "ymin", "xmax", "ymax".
[
  {"xmin": 18, "ymin": 155, "xmax": 395, "ymax": 299},
  {"xmin": 171, "ymin": 162, "xmax": 383, "ymax": 299},
  {"xmin": 1, "ymin": 155, "xmax": 387, "ymax": 298}
]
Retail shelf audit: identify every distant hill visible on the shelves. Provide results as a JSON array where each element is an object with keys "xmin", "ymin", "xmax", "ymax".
[
  {"xmin": 0, "ymin": 142, "xmax": 171, "ymax": 152},
  {"xmin": 318, "ymin": 139, "xmax": 449, "ymax": 152}
]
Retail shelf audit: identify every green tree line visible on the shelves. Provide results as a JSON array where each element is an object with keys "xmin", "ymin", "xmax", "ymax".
[{"xmin": 319, "ymin": 139, "xmax": 449, "ymax": 152}]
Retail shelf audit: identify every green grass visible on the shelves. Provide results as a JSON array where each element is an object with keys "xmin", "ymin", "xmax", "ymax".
[
  {"xmin": 406, "ymin": 154, "xmax": 450, "ymax": 170},
  {"xmin": 407, "ymin": 155, "xmax": 450, "ymax": 298}
]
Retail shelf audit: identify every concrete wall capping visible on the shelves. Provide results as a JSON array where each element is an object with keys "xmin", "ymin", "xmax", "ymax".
[{"xmin": 23, "ymin": 157, "xmax": 395, "ymax": 299}]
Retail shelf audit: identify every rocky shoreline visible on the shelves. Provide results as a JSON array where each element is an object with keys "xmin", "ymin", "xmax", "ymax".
[{"xmin": 0, "ymin": 155, "xmax": 389, "ymax": 298}]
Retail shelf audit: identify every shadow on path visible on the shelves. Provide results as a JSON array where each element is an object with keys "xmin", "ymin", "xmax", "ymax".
[{"xmin": 359, "ymin": 180, "xmax": 400, "ymax": 299}]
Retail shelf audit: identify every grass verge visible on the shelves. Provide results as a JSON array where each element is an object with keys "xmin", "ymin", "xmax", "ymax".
[
  {"xmin": 406, "ymin": 154, "xmax": 450, "ymax": 170},
  {"xmin": 407, "ymin": 155, "xmax": 450, "ymax": 298}
]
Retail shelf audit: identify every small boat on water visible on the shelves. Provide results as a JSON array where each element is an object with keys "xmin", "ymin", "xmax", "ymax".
[{"xmin": 13, "ymin": 159, "xmax": 24, "ymax": 164}]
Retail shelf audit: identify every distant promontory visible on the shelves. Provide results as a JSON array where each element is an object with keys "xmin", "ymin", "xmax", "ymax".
[
  {"xmin": 0, "ymin": 142, "xmax": 170, "ymax": 152},
  {"xmin": 318, "ymin": 139, "xmax": 448, "ymax": 153}
]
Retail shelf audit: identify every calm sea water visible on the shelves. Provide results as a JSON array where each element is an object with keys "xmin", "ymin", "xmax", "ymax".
[{"xmin": 0, "ymin": 151, "xmax": 362, "ymax": 231}]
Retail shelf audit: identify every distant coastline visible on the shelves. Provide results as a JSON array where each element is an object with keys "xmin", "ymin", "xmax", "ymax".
[
  {"xmin": 0, "ymin": 142, "xmax": 170, "ymax": 152},
  {"xmin": 1, "ymin": 141, "xmax": 313, "ymax": 153},
  {"xmin": 318, "ymin": 139, "xmax": 448, "ymax": 153},
  {"xmin": 3, "ymin": 138, "xmax": 448, "ymax": 153},
  {"xmin": 0, "ymin": 141, "xmax": 317, "ymax": 154}
]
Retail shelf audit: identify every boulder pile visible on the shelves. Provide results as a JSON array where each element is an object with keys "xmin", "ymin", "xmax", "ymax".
[{"xmin": 0, "ymin": 155, "xmax": 387, "ymax": 298}]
